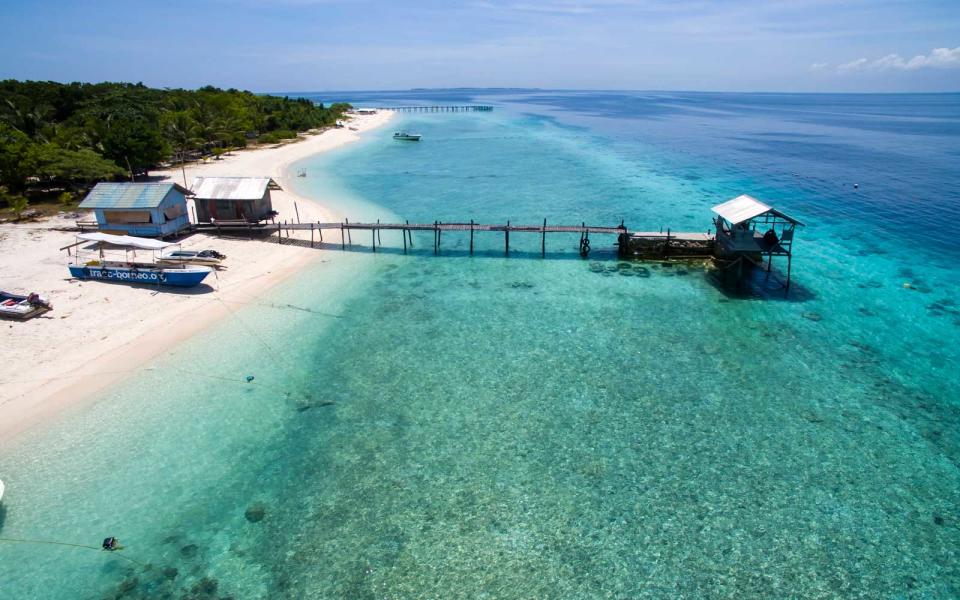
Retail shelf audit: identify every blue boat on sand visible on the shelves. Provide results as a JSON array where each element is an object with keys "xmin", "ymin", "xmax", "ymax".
[{"xmin": 65, "ymin": 233, "xmax": 213, "ymax": 288}]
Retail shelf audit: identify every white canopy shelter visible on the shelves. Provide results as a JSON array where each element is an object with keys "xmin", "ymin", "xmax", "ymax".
[
  {"xmin": 76, "ymin": 232, "xmax": 177, "ymax": 250},
  {"xmin": 711, "ymin": 194, "xmax": 804, "ymax": 226}
]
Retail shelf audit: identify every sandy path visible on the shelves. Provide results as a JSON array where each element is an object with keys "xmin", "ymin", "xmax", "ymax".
[{"xmin": 0, "ymin": 110, "xmax": 394, "ymax": 443}]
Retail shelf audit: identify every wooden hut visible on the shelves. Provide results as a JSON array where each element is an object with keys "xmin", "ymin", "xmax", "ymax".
[
  {"xmin": 191, "ymin": 177, "xmax": 280, "ymax": 224},
  {"xmin": 712, "ymin": 194, "xmax": 804, "ymax": 289},
  {"xmin": 78, "ymin": 182, "xmax": 191, "ymax": 238}
]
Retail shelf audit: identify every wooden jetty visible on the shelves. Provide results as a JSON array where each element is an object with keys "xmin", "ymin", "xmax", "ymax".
[
  {"xmin": 196, "ymin": 194, "xmax": 802, "ymax": 291},
  {"xmin": 377, "ymin": 105, "xmax": 493, "ymax": 113},
  {"xmin": 268, "ymin": 218, "xmax": 716, "ymax": 259}
]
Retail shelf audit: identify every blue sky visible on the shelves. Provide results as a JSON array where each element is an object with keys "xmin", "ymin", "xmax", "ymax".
[{"xmin": 1, "ymin": 0, "xmax": 958, "ymax": 92}]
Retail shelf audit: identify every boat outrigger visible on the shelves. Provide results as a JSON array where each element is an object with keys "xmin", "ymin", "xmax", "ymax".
[
  {"xmin": 63, "ymin": 233, "xmax": 213, "ymax": 288},
  {"xmin": 158, "ymin": 249, "xmax": 226, "ymax": 268},
  {"xmin": 393, "ymin": 131, "xmax": 422, "ymax": 141}
]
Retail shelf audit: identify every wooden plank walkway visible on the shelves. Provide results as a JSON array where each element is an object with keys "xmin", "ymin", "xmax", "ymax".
[{"xmin": 269, "ymin": 219, "xmax": 715, "ymax": 258}]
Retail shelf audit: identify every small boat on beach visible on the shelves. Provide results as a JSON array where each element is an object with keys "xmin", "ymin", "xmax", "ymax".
[
  {"xmin": 0, "ymin": 290, "xmax": 52, "ymax": 320},
  {"xmin": 158, "ymin": 249, "xmax": 226, "ymax": 268},
  {"xmin": 65, "ymin": 233, "xmax": 213, "ymax": 288},
  {"xmin": 393, "ymin": 131, "xmax": 422, "ymax": 141}
]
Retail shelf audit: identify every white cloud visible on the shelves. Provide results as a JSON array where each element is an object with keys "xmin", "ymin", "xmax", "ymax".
[
  {"xmin": 809, "ymin": 62, "xmax": 829, "ymax": 72},
  {"xmin": 836, "ymin": 58, "xmax": 868, "ymax": 73},
  {"xmin": 905, "ymin": 46, "xmax": 960, "ymax": 69},
  {"xmin": 834, "ymin": 46, "xmax": 960, "ymax": 73}
]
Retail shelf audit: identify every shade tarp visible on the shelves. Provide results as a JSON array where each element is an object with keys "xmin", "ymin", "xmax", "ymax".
[{"xmin": 77, "ymin": 232, "xmax": 177, "ymax": 250}]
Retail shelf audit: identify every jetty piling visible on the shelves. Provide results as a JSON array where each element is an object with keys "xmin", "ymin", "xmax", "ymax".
[{"xmin": 541, "ymin": 219, "xmax": 547, "ymax": 258}]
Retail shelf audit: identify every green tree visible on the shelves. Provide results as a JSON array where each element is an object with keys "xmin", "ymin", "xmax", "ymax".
[
  {"xmin": 0, "ymin": 122, "xmax": 33, "ymax": 191},
  {"xmin": 8, "ymin": 195, "xmax": 29, "ymax": 220},
  {"xmin": 101, "ymin": 118, "xmax": 167, "ymax": 176},
  {"xmin": 26, "ymin": 143, "xmax": 125, "ymax": 184}
]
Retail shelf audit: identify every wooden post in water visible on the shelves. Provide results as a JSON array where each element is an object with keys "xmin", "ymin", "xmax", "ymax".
[
  {"xmin": 277, "ymin": 221, "xmax": 282, "ymax": 244},
  {"xmin": 340, "ymin": 223, "xmax": 345, "ymax": 250},
  {"xmin": 406, "ymin": 220, "xmax": 413, "ymax": 248},
  {"xmin": 505, "ymin": 220, "xmax": 510, "ymax": 256},
  {"xmin": 665, "ymin": 228, "xmax": 671, "ymax": 258},
  {"xmin": 377, "ymin": 220, "xmax": 382, "ymax": 246},
  {"xmin": 318, "ymin": 221, "xmax": 323, "ymax": 243},
  {"xmin": 541, "ymin": 218, "xmax": 546, "ymax": 258},
  {"xmin": 437, "ymin": 221, "xmax": 442, "ymax": 253},
  {"xmin": 469, "ymin": 220, "xmax": 474, "ymax": 255},
  {"xmin": 786, "ymin": 253, "xmax": 793, "ymax": 293},
  {"xmin": 345, "ymin": 218, "xmax": 352, "ymax": 245},
  {"xmin": 310, "ymin": 224, "xmax": 314, "ymax": 248},
  {"xmin": 372, "ymin": 227, "xmax": 376, "ymax": 252},
  {"xmin": 433, "ymin": 221, "xmax": 438, "ymax": 255},
  {"xmin": 402, "ymin": 224, "xmax": 407, "ymax": 253},
  {"xmin": 294, "ymin": 202, "xmax": 300, "ymax": 224}
]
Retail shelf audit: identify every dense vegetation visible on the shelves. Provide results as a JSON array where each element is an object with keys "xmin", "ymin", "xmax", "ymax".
[{"xmin": 0, "ymin": 80, "xmax": 350, "ymax": 210}]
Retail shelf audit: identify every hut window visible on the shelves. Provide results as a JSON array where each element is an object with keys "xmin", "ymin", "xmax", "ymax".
[
  {"xmin": 164, "ymin": 204, "xmax": 185, "ymax": 220},
  {"xmin": 103, "ymin": 210, "xmax": 151, "ymax": 224}
]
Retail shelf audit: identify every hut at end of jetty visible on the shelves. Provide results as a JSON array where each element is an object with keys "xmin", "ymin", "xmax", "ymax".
[
  {"xmin": 78, "ymin": 182, "xmax": 191, "ymax": 238},
  {"xmin": 191, "ymin": 176, "xmax": 280, "ymax": 224},
  {"xmin": 711, "ymin": 194, "xmax": 804, "ymax": 288}
]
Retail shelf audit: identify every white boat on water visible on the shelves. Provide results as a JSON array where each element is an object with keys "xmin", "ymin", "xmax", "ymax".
[
  {"xmin": 158, "ymin": 249, "xmax": 226, "ymax": 268},
  {"xmin": 393, "ymin": 131, "xmax": 422, "ymax": 141},
  {"xmin": 0, "ymin": 478, "xmax": 5, "ymax": 502}
]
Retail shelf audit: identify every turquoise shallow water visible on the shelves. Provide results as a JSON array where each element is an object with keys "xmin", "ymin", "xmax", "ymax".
[{"xmin": 1, "ymin": 92, "xmax": 959, "ymax": 598}]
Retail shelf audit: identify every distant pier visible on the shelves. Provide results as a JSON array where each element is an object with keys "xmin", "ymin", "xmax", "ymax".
[{"xmin": 377, "ymin": 105, "xmax": 494, "ymax": 113}]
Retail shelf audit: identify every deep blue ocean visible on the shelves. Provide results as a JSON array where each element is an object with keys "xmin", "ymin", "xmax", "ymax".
[{"xmin": 1, "ymin": 90, "xmax": 959, "ymax": 598}]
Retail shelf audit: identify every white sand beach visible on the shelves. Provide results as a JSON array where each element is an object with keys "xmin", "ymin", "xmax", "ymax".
[{"xmin": 0, "ymin": 110, "xmax": 394, "ymax": 442}]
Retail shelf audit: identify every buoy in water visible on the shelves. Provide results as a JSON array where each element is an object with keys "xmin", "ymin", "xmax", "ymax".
[
  {"xmin": 245, "ymin": 375, "xmax": 255, "ymax": 383},
  {"xmin": 854, "ymin": 183, "xmax": 859, "ymax": 189}
]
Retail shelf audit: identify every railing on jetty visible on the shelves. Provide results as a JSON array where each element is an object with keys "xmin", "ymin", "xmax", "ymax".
[
  {"xmin": 268, "ymin": 219, "xmax": 715, "ymax": 258},
  {"xmin": 377, "ymin": 105, "xmax": 493, "ymax": 113}
]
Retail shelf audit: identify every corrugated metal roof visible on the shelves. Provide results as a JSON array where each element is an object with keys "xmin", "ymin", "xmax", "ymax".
[
  {"xmin": 712, "ymin": 194, "xmax": 805, "ymax": 226},
  {"xmin": 191, "ymin": 177, "xmax": 278, "ymax": 201},
  {"xmin": 711, "ymin": 194, "xmax": 772, "ymax": 225},
  {"xmin": 79, "ymin": 183, "xmax": 188, "ymax": 210}
]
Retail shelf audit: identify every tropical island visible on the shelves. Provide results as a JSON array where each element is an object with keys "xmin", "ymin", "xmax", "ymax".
[{"xmin": 0, "ymin": 80, "xmax": 350, "ymax": 217}]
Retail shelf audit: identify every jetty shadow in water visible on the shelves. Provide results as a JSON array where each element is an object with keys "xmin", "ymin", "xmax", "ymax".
[
  {"xmin": 273, "ymin": 237, "xmax": 621, "ymax": 262},
  {"xmin": 706, "ymin": 265, "xmax": 815, "ymax": 302}
]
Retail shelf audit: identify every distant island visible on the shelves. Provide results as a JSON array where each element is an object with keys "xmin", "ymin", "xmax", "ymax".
[{"xmin": 0, "ymin": 80, "xmax": 351, "ymax": 216}]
